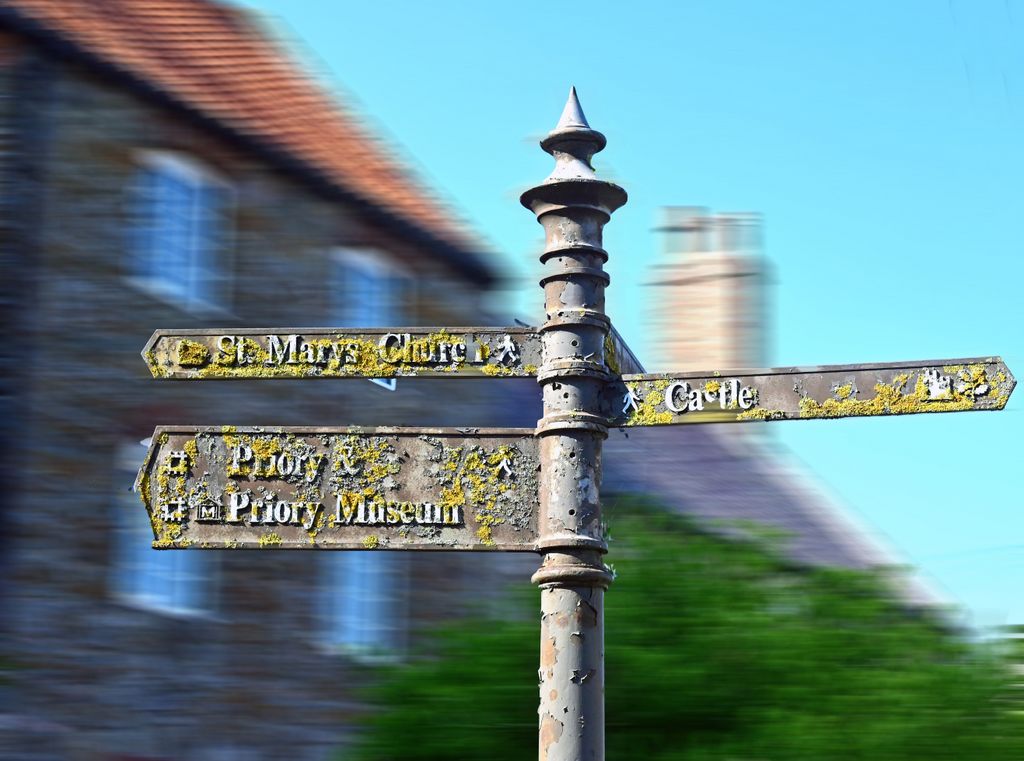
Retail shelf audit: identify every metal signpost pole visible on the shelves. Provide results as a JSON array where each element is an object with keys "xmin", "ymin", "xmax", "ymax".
[{"xmin": 521, "ymin": 88, "xmax": 626, "ymax": 761}]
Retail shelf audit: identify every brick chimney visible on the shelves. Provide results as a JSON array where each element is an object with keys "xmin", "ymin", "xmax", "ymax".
[{"xmin": 647, "ymin": 207, "xmax": 770, "ymax": 372}]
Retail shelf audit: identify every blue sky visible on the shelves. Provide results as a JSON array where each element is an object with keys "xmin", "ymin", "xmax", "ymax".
[{"xmin": 240, "ymin": 1, "xmax": 1022, "ymax": 630}]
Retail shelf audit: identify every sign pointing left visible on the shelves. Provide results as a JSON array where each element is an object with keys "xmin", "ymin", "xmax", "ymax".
[
  {"xmin": 136, "ymin": 426, "xmax": 540, "ymax": 551},
  {"xmin": 142, "ymin": 327, "xmax": 541, "ymax": 379}
]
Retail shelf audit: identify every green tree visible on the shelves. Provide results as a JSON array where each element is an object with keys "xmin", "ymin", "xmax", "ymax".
[{"xmin": 352, "ymin": 498, "xmax": 1024, "ymax": 760}]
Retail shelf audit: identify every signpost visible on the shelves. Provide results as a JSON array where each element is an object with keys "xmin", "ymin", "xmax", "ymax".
[
  {"xmin": 136, "ymin": 426, "xmax": 539, "ymax": 551},
  {"xmin": 606, "ymin": 357, "xmax": 1014, "ymax": 427},
  {"xmin": 143, "ymin": 327, "xmax": 542, "ymax": 379},
  {"xmin": 136, "ymin": 88, "xmax": 1015, "ymax": 761}
]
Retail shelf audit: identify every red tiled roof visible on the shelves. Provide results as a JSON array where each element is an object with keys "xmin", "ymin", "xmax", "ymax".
[{"xmin": 2, "ymin": 0, "xmax": 491, "ymax": 276}]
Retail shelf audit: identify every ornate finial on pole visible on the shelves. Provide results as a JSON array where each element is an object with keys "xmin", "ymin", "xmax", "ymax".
[
  {"xmin": 523, "ymin": 87, "xmax": 626, "ymax": 217},
  {"xmin": 554, "ymin": 86, "xmax": 589, "ymax": 128},
  {"xmin": 523, "ymin": 88, "xmax": 625, "ymax": 761},
  {"xmin": 544, "ymin": 85, "xmax": 604, "ymax": 149}
]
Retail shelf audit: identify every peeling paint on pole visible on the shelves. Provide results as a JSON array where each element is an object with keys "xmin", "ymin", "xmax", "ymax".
[
  {"xmin": 142, "ymin": 327, "xmax": 542, "ymax": 379},
  {"xmin": 606, "ymin": 357, "xmax": 1016, "ymax": 427},
  {"xmin": 522, "ymin": 87, "xmax": 624, "ymax": 761},
  {"xmin": 135, "ymin": 426, "xmax": 540, "ymax": 551}
]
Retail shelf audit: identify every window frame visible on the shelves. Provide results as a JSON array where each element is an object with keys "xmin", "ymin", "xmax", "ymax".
[
  {"xmin": 322, "ymin": 247, "xmax": 415, "ymax": 655},
  {"xmin": 329, "ymin": 246, "xmax": 415, "ymax": 328},
  {"xmin": 318, "ymin": 551, "xmax": 410, "ymax": 661},
  {"xmin": 124, "ymin": 150, "xmax": 234, "ymax": 315},
  {"xmin": 110, "ymin": 440, "xmax": 220, "ymax": 619}
]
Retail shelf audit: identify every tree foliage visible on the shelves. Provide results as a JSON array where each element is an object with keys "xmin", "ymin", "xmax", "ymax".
[{"xmin": 352, "ymin": 498, "xmax": 1023, "ymax": 760}]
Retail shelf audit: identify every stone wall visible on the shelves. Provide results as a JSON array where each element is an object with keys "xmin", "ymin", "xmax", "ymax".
[{"xmin": 2, "ymin": 44, "xmax": 540, "ymax": 761}]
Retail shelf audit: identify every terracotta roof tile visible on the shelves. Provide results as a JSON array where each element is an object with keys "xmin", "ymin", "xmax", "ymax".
[{"xmin": 3, "ymin": 0, "xmax": 490, "ymax": 270}]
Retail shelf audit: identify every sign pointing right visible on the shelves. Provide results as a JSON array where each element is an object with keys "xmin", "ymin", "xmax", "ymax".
[{"xmin": 606, "ymin": 357, "xmax": 1015, "ymax": 427}]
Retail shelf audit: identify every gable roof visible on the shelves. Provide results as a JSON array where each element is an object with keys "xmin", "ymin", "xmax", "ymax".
[{"xmin": 1, "ymin": 0, "xmax": 495, "ymax": 283}]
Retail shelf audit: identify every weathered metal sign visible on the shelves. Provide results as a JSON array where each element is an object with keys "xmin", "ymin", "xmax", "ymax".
[
  {"xmin": 135, "ymin": 426, "xmax": 540, "ymax": 551},
  {"xmin": 605, "ymin": 323, "xmax": 646, "ymax": 375},
  {"xmin": 142, "ymin": 327, "xmax": 541, "ymax": 379},
  {"xmin": 607, "ymin": 357, "xmax": 1015, "ymax": 427}
]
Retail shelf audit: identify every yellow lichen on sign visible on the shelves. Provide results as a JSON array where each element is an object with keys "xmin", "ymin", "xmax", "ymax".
[
  {"xmin": 799, "ymin": 366, "xmax": 993, "ymax": 419},
  {"xmin": 623, "ymin": 380, "xmax": 672, "ymax": 426},
  {"xmin": 176, "ymin": 339, "xmax": 211, "ymax": 367},
  {"xmin": 333, "ymin": 436, "xmax": 399, "ymax": 491},
  {"xmin": 136, "ymin": 429, "xmax": 540, "ymax": 551},
  {"xmin": 481, "ymin": 362, "xmax": 536, "ymax": 377},
  {"xmin": 603, "ymin": 333, "xmax": 620, "ymax": 375},
  {"xmin": 436, "ymin": 443, "xmax": 522, "ymax": 547},
  {"xmin": 736, "ymin": 407, "xmax": 786, "ymax": 421},
  {"xmin": 250, "ymin": 436, "xmax": 282, "ymax": 466},
  {"xmin": 147, "ymin": 437, "xmax": 200, "ymax": 548},
  {"xmin": 145, "ymin": 349, "xmax": 168, "ymax": 377},
  {"xmin": 320, "ymin": 436, "xmax": 401, "ymax": 539}
]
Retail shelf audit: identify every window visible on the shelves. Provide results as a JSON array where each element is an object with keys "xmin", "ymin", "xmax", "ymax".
[
  {"xmin": 111, "ymin": 441, "xmax": 216, "ymax": 616},
  {"xmin": 330, "ymin": 247, "xmax": 412, "ymax": 327},
  {"xmin": 127, "ymin": 151, "xmax": 232, "ymax": 311},
  {"xmin": 323, "ymin": 248, "xmax": 412, "ymax": 654},
  {"xmin": 320, "ymin": 553, "xmax": 408, "ymax": 656}
]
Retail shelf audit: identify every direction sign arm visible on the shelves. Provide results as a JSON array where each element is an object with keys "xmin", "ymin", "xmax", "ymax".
[
  {"xmin": 136, "ymin": 426, "xmax": 541, "ymax": 551},
  {"xmin": 605, "ymin": 357, "xmax": 1015, "ymax": 428},
  {"xmin": 142, "ymin": 327, "xmax": 543, "ymax": 379}
]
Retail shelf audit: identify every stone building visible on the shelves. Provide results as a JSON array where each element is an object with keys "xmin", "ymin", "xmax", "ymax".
[{"xmin": 0, "ymin": 1, "xmax": 538, "ymax": 758}]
